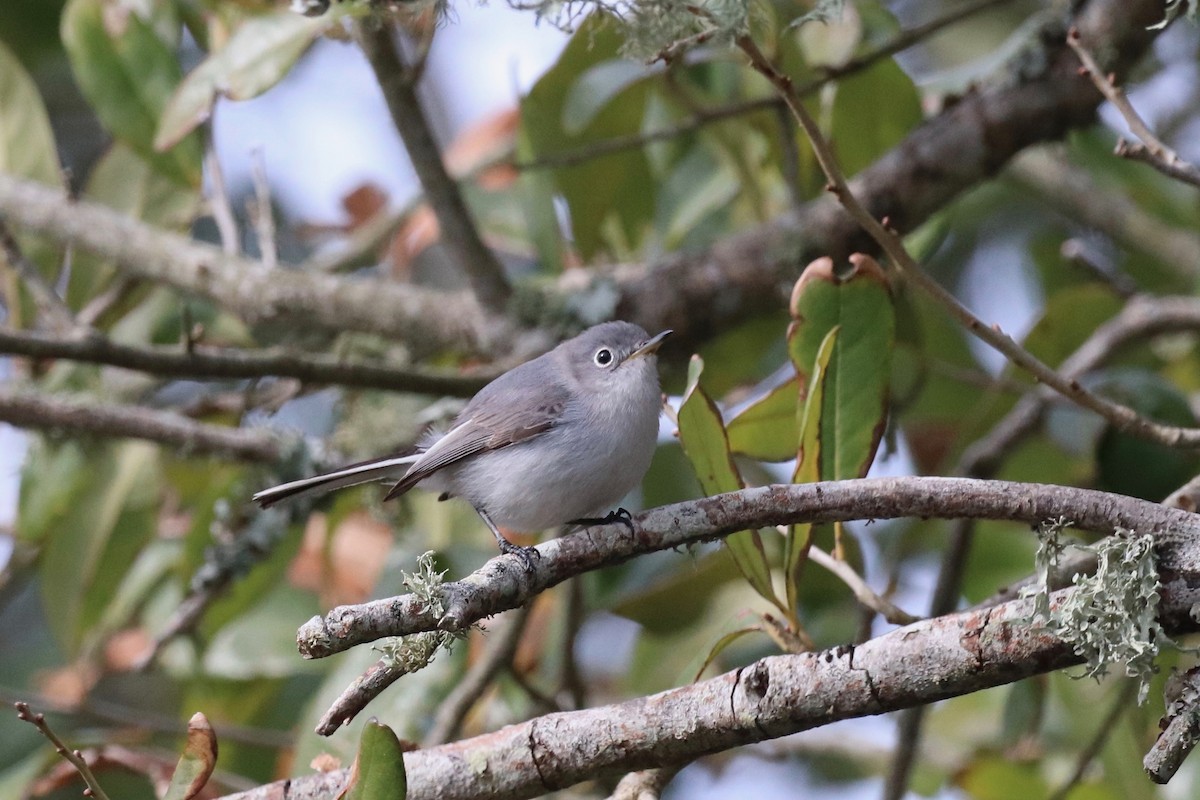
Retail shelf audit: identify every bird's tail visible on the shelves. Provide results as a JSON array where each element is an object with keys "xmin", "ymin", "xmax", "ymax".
[{"xmin": 253, "ymin": 454, "xmax": 419, "ymax": 508}]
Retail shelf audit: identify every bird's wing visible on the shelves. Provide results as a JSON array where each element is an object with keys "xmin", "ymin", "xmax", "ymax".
[{"xmin": 384, "ymin": 380, "xmax": 569, "ymax": 501}]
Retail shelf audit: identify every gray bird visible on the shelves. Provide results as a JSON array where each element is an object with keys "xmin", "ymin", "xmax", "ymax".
[{"xmin": 254, "ymin": 321, "xmax": 670, "ymax": 566}]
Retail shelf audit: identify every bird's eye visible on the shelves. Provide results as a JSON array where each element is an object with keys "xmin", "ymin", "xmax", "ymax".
[{"xmin": 593, "ymin": 347, "xmax": 614, "ymax": 367}]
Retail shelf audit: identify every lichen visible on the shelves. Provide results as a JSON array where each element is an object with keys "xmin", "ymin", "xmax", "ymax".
[
  {"xmin": 375, "ymin": 552, "xmax": 464, "ymax": 673},
  {"xmin": 1022, "ymin": 521, "xmax": 1166, "ymax": 703}
]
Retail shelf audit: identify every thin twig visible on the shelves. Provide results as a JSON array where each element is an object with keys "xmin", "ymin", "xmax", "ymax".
[
  {"xmin": 608, "ymin": 764, "xmax": 683, "ymax": 800},
  {"xmin": 0, "ymin": 388, "xmax": 286, "ymax": 462},
  {"xmin": 248, "ymin": 149, "xmax": 278, "ymax": 268},
  {"xmin": 353, "ymin": 21, "xmax": 512, "ymax": 310},
  {"xmin": 422, "ymin": 604, "xmax": 533, "ymax": 746},
  {"xmin": 513, "ymin": 0, "xmax": 1012, "ymax": 173},
  {"xmin": 15, "ymin": 701, "xmax": 113, "ymax": 800},
  {"xmin": 205, "ymin": 137, "xmax": 240, "ymax": 256},
  {"xmin": 0, "ymin": 218, "xmax": 76, "ymax": 331},
  {"xmin": 1066, "ymin": 29, "xmax": 1200, "ymax": 189},
  {"xmin": 806, "ymin": 543, "xmax": 919, "ymax": 625},
  {"xmin": 736, "ymin": 35, "xmax": 1200, "ymax": 451},
  {"xmin": 0, "ymin": 327, "xmax": 493, "ymax": 397},
  {"xmin": 1115, "ymin": 139, "xmax": 1200, "ymax": 189}
]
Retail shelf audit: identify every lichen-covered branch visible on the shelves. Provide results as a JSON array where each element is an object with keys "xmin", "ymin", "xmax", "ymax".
[
  {"xmin": 296, "ymin": 477, "xmax": 1200, "ymax": 657},
  {"xmin": 0, "ymin": 173, "xmax": 488, "ymax": 354},
  {"xmin": 223, "ymin": 576, "xmax": 1200, "ymax": 800}
]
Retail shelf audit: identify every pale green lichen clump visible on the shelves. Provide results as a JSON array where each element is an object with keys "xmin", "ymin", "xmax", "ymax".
[
  {"xmin": 1022, "ymin": 519, "xmax": 1166, "ymax": 703},
  {"xmin": 376, "ymin": 552, "xmax": 464, "ymax": 673}
]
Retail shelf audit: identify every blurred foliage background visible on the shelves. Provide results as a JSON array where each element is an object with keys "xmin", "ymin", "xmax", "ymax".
[{"xmin": 1, "ymin": 0, "xmax": 1199, "ymax": 798}]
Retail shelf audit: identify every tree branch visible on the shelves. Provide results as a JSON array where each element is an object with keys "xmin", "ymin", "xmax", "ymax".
[
  {"xmin": 353, "ymin": 22, "xmax": 512, "ymax": 310},
  {"xmin": 0, "ymin": 388, "xmax": 285, "ymax": 462},
  {"xmin": 0, "ymin": 327, "xmax": 492, "ymax": 397},
  {"xmin": 296, "ymin": 477, "xmax": 1200, "ymax": 657},
  {"xmin": 1145, "ymin": 666, "xmax": 1200, "ymax": 783},
  {"xmin": 890, "ymin": 292, "xmax": 1200, "ymax": 797},
  {"xmin": 15, "ymin": 702, "xmax": 113, "ymax": 800},
  {"xmin": 1066, "ymin": 27, "xmax": 1200, "ymax": 189},
  {"xmin": 224, "ymin": 567, "xmax": 1200, "ymax": 800},
  {"xmin": 613, "ymin": 0, "xmax": 1164, "ymax": 351},
  {"xmin": 0, "ymin": 173, "xmax": 489, "ymax": 354},
  {"xmin": 739, "ymin": 23, "xmax": 1200, "ymax": 455},
  {"xmin": 1007, "ymin": 148, "xmax": 1200, "ymax": 278},
  {"xmin": 422, "ymin": 604, "xmax": 533, "ymax": 746}
]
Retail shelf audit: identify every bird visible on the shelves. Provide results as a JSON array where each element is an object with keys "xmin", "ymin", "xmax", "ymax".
[{"xmin": 253, "ymin": 321, "xmax": 670, "ymax": 567}]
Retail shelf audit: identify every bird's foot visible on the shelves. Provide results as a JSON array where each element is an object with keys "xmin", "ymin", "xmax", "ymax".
[
  {"xmin": 570, "ymin": 507, "xmax": 635, "ymax": 534},
  {"xmin": 498, "ymin": 537, "xmax": 541, "ymax": 572}
]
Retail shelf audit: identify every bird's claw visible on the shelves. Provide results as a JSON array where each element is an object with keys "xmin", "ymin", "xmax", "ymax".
[{"xmin": 498, "ymin": 538, "xmax": 541, "ymax": 572}]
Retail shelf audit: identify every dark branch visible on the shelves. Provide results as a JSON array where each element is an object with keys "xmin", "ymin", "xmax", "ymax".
[
  {"xmin": 0, "ymin": 328, "xmax": 493, "ymax": 397},
  {"xmin": 354, "ymin": 22, "xmax": 512, "ymax": 310}
]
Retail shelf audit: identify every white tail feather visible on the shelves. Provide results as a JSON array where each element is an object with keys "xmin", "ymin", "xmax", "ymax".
[{"xmin": 253, "ymin": 455, "xmax": 419, "ymax": 507}]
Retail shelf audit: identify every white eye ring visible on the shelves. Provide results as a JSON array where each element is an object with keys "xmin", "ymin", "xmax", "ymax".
[{"xmin": 593, "ymin": 347, "xmax": 614, "ymax": 367}]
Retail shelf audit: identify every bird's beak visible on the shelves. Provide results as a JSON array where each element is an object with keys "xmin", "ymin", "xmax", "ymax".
[{"xmin": 628, "ymin": 329, "xmax": 672, "ymax": 360}]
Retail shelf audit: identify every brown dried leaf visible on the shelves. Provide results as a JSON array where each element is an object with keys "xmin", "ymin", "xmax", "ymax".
[
  {"xmin": 162, "ymin": 712, "xmax": 218, "ymax": 800},
  {"xmin": 104, "ymin": 627, "xmax": 153, "ymax": 672},
  {"xmin": 288, "ymin": 511, "xmax": 392, "ymax": 606}
]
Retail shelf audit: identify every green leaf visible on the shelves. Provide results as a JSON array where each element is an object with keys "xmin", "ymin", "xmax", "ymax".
[
  {"xmin": 830, "ymin": 56, "xmax": 921, "ymax": 177},
  {"xmin": 955, "ymin": 754, "xmax": 1048, "ymax": 800},
  {"xmin": 612, "ymin": 549, "xmax": 743, "ymax": 633},
  {"xmin": 561, "ymin": 59, "xmax": 653, "ymax": 136},
  {"xmin": 68, "ymin": 142, "xmax": 199, "ymax": 310},
  {"xmin": 653, "ymin": 144, "xmax": 739, "ymax": 250},
  {"xmin": 342, "ymin": 719, "xmax": 408, "ymax": 800},
  {"xmin": 1092, "ymin": 368, "xmax": 1200, "ymax": 501},
  {"xmin": 727, "ymin": 377, "xmax": 799, "ymax": 461},
  {"xmin": 0, "ymin": 37, "xmax": 65, "ymax": 314},
  {"xmin": 514, "ymin": 123, "xmax": 565, "ymax": 271},
  {"xmin": 785, "ymin": 327, "xmax": 837, "ymax": 613},
  {"xmin": 520, "ymin": 16, "xmax": 656, "ymax": 260},
  {"xmin": 33, "ymin": 440, "xmax": 160, "ymax": 653},
  {"xmin": 156, "ymin": 9, "xmax": 349, "ymax": 151},
  {"xmin": 162, "ymin": 713, "xmax": 218, "ymax": 800},
  {"xmin": 692, "ymin": 626, "xmax": 764, "ymax": 681},
  {"xmin": 0, "ymin": 39, "xmax": 61, "ymax": 187},
  {"xmin": 61, "ymin": 0, "xmax": 201, "ymax": 186},
  {"xmin": 788, "ymin": 255, "xmax": 894, "ymax": 480},
  {"xmin": 677, "ymin": 355, "xmax": 780, "ymax": 608}
]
